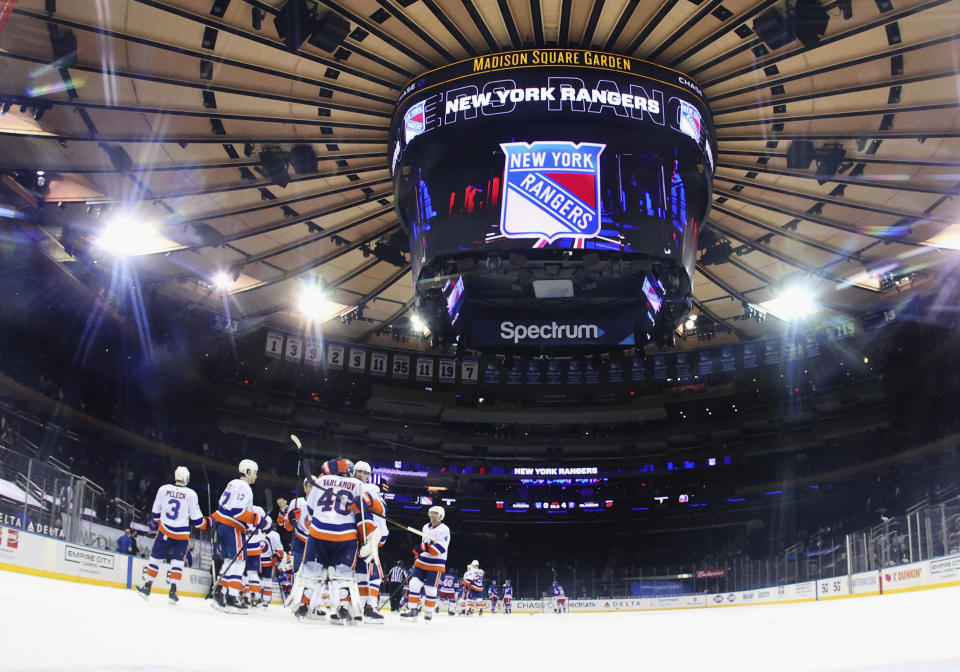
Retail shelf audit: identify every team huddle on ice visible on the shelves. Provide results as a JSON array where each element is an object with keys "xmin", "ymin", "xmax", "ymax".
[{"xmin": 133, "ymin": 457, "xmax": 545, "ymax": 622}]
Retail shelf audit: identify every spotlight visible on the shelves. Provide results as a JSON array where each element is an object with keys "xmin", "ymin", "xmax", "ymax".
[
  {"xmin": 409, "ymin": 313, "xmax": 428, "ymax": 335},
  {"xmin": 258, "ymin": 147, "xmax": 290, "ymax": 188},
  {"xmin": 94, "ymin": 213, "xmax": 155, "ymax": 257},
  {"xmin": 289, "ymin": 144, "xmax": 317, "ymax": 174},
  {"xmin": 213, "ymin": 271, "xmax": 231, "ymax": 289},
  {"xmin": 298, "ymin": 283, "xmax": 329, "ymax": 319},
  {"xmin": 777, "ymin": 286, "xmax": 817, "ymax": 320},
  {"xmin": 308, "ymin": 12, "xmax": 350, "ymax": 52},
  {"xmin": 814, "ymin": 144, "xmax": 846, "ymax": 184}
]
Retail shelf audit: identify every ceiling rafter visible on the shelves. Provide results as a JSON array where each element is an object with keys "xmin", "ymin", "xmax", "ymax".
[
  {"xmin": 711, "ymin": 71, "xmax": 958, "ymax": 115},
  {"xmin": 712, "ymin": 176, "xmax": 953, "ymax": 226},
  {"xmin": 716, "ymin": 161, "xmax": 959, "ymax": 197},
  {"xmin": 420, "ymin": 0, "xmax": 479, "ymax": 56},
  {"xmin": 496, "ymin": 0, "xmax": 521, "ymax": 49},
  {"xmin": 459, "ymin": 0, "xmax": 500, "ymax": 52},
  {"xmin": 623, "ymin": 0, "xmax": 677, "ymax": 54},
  {"xmin": 709, "ymin": 38, "xmax": 960, "ymax": 103},
  {"xmin": 718, "ymin": 149, "xmax": 960, "ymax": 170},
  {"xmin": 0, "ymin": 51, "xmax": 393, "ymax": 119},
  {"xmin": 11, "ymin": 8, "xmax": 396, "ymax": 105},
  {"xmin": 373, "ymin": 0, "xmax": 457, "ymax": 62},
  {"xmin": 310, "ymin": 0, "xmax": 438, "ymax": 70},
  {"xmin": 668, "ymin": 0, "xmax": 780, "ymax": 68},
  {"xmin": 9, "ymin": 153, "xmax": 386, "ymax": 175},
  {"xmin": 168, "ymin": 191, "xmax": 394, "ymax": 253},
  {"xmin": 709, "ymin": 203, "xmax": 866, "ymax": 261},
  {"xmin": 239, "ymin": 207, "xmax": 396, "ymax": 267},
  {"xmin": 706, "ymin": 220, "xmax": 872, "ymax": 288},
  {"xmin": 175, "ymin": 177, "xmax": 392, "ymax": 226},
  {"xmin": 233, "ymin": 225, "xmax": 399, "ymax": 298},
  {"xmin": 28, "ymin": 97, "xmax": 390, "ymax": 132},
  {"xmin": 646, "ymin": 0, "xmax": 725, "ymax": 62},
  {"xmin": 131, "ymin": 0, "xmax": 413, "ymax": 83},
  {"xmin": 697, "ymin": 0, "xmax": 952, "ymax": 86}
]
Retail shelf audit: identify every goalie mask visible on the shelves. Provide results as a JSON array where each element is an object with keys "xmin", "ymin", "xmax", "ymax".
[{"xmin": 322, "ymin": 458, "xmax": 354, "ymax": 477}]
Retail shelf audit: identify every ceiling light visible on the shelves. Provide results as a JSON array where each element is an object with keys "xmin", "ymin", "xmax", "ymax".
[
  {"xmin": 94, "ymin": 214, "xmax": 155, "ymax": 257},
  {"xmin": 761, "ymin": 285, "xmax": 818, "ymax": 321},
  {"xmin": 409, "ymin": 313, "xmax": 428, "ymax": 335},
  {"xmin": 298, "ymin": 284, "xmax": 329, "ymax": 319},
  {"xmin": 213, "ymin": 272, "xmax": 231, "ymax": 290}
]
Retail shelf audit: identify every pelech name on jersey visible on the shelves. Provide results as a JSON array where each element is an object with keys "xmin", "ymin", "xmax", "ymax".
[{"xmin": 163, "ymin": 489, "xmax": 186, "ymax": 500}]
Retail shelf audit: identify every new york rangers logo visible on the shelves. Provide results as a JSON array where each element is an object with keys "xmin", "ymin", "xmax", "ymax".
[
  {"xmin": 499, "ymin": 141, "xmax": 605, "ymax": 243},
  {"xmin": 404, "ymin": 100, "xmax": 426, "ymax": 144}
]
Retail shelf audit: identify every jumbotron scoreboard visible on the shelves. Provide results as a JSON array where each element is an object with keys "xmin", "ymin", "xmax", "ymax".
[{"xmin": 389, "ymin": 49, "xmax": 715, "ymax": 353}]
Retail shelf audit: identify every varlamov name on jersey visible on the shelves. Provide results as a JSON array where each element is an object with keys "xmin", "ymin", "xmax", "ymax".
[{"xmin": 500, "ymin": 321, "xmax": 600, "ymax": 343}]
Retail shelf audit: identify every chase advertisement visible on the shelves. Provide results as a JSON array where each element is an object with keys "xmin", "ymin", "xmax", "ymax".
[{"xmin": 390, "ymin": 49, "xmax": 714, "ymax": 281}]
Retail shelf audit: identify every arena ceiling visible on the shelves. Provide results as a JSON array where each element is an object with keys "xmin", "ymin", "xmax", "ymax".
[{"xmin": 0, "ymin": 0, "xmax": 958, "ymax": 350}]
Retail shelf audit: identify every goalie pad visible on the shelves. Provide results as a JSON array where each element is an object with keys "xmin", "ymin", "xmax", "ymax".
[{"xmin": 359, "ymin": 529, "xmax": 382, "ymax": 559}]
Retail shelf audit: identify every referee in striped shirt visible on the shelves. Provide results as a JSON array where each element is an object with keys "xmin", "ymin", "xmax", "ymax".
[{"xmin": 386, "ymin": 561, "xmax": 407, "ymax": 612}]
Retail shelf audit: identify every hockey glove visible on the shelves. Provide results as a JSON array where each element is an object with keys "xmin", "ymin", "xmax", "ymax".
[{"xmin": 256, "ymin": 515, "xmax": 270, "ymax": 531}]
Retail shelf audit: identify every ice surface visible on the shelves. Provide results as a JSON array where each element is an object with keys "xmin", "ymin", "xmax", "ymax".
[{"xmin": 1, "ymin": 570, "xmax": 957, "ymax": 672}]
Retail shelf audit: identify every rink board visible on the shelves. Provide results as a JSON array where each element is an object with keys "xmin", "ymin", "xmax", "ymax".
[{"xmin": 4, "ymin": 523, "xmax": 960, "ymax": 612}]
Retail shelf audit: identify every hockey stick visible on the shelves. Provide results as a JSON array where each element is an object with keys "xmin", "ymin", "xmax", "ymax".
[
  {"xmin": 284, "ymin": 434, "xmax": 307, "ymax": 608},
  {"xmin": 199, "ymin": 464, "xmax": 218, "ymax": 599}
]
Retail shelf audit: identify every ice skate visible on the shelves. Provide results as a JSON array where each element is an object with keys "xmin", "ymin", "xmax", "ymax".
[
  {"xmin": 294, "ymin": 603, "xmax": 309, "ymax": 621},
  {"xmin": 167, "ymin": 585, "xmax": 178, "ymax": 605},
  {"xmin": 400, "ymin": 606, "xmax": 420, "ymax": 621},
  {"xmin": 136, "ymin": 581, "xmax": 152, "ymax": 601},
  {"xmin": 363, "ymin": 604, "xmax": 385, "ymax": 624}
]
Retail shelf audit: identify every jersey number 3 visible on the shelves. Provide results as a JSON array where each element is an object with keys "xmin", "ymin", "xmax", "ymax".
[{"xmin": 166, "ymin": 498, "xmax": 181, "ymax": 520}]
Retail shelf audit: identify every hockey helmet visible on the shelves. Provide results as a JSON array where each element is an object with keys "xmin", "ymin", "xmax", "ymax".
[
  {"xmin": 322, "ymin": 458, "xmax": 354, "ymax": 477},
  {"xmin": 239, "ymin": 458, "xmax": 259, "ymax": 476},
  {"xmin": 470, "ymin": 559, "xmax": 480, "ymax": 568},
  {"xmin": 353, "ymin": 461, "xmax": 372, "ymax": 479},
  {"xmin": 174, "ymin": 466, "xmax": 190, "ymax": 485},
  {"xmin": 428, "ymin": 505, "xmax": 445, "ymax": 521}
]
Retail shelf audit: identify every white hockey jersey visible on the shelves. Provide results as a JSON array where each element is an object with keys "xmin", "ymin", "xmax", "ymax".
[
  {"xmin": 361, "ymin": 482, "xmax": 388, "ymax": 543},
  {"xmin": 306, "ymin": 474, "xmax": 363, "ymax": 542},
  {"xmin": 413, "ymin": 521, "xmax": 450, "ymax": 572},
  {"xmin": 246, "ymin": 505, "xmax": 267, "ymax": 555},
  {"xmin": 281, "ymin": 495, "xmax": 310, "ymax": 541},
  {"xmin": 262, "ymin": 529, "xmax": 284, "ymax": 566},
  {"xmin": 212, "ymin": 478, "xmax": 259, "ymax": 531},
  {"xmin": 151, "ymin": 484, "xmax": 207, "ymax": 541},
  {"xmin": 463, "ymin": 567, "xmax": 484, "ymax": 591}
]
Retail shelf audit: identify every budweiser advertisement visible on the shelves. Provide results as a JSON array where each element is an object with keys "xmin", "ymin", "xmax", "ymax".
[{"xmin": 696, "ymin": 568, "xmax": 726, "ymax": 579}]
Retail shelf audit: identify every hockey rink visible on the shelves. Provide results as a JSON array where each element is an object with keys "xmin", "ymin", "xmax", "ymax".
[{"xmin": 2, "ymin": 571, "xmax": 957, "ymax": 672}]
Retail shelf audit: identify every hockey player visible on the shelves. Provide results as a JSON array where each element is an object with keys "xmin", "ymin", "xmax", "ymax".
[
  {"xmin": 278, "ymin": 478, "xmax": 312, "ymax": 572},
  {"xmin": 352, "ymin": 461, "xmax": 387, "ymax": 624},
  {"xmin": 438, "ymin": 572, "xmax": 457, "ymax": 615},
  {"xmin": 211, "ymin": 459, "xmax": 268, "ymax": 612},
  {"xmin": 293, "ymin": 458, "xmax": 366, "ymax": 625},
  {"xmin": 488, "ymin": 579, "xmax": 499, "ymax": 613},
  {"xmin": 137, "ymin": 466, "xmax": 211, "ymax": 603},
  {"xmin": 242, "ymin": 505, "xmax": 268, "ymax": 607},
  {"xmin": 259, "ymin": 524, "xmax": 284, "ymax": 608},
  {"xmin": 462, "ymin": 560, "xmax": 484, "ymax": 615},
  {"xmin": 503, "ymin": 579, "xmax": 513, "ymax": 614},
  {"xmin": 552, "ymin": 581, "xmax": 567, "ymax": 613},
  {"xmin": 400, "ymin": 505, "xmax": 450, "ymax": 622}
]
